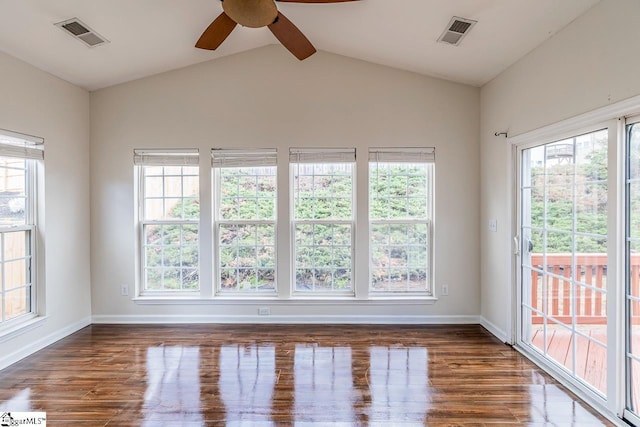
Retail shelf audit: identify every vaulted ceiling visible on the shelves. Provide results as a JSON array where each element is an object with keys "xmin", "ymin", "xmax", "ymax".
[{"xmin": 0, "ymin": 0, "xmax": 599, "ymax": 91}]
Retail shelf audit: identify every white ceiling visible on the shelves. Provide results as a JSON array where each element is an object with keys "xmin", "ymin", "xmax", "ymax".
[{"xmin": 0, "ymin": 0, "xmax": 600, "ymax": 91}]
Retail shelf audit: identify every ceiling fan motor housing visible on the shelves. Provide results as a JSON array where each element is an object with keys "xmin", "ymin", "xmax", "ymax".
[{"xmin": 222, "ymin": 0, "xmax": 278, "ymax": 28}]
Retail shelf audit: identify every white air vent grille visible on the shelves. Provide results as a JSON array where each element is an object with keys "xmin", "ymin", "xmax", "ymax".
[
  {"xmin": 437, "ymin": 16, "xmax": 477, "ymax": 46},
  {"xmin": 55, "ymin": 18, "xmax": 109, "ymax": 48},
  {"xmin": 61, "ymin": 21, "xmax": 89, "ymax": 36}
]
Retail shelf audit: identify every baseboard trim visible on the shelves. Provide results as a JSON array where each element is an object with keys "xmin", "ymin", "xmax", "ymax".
[
  {"xmin": 0, "ymin": 315, "xmax": 482, "ymax": 369},
  {"xmin": 479, "ymin": 316, "xmax": 508, "ymax": 342},
  {"xmin": 92, "ymin": 314, "xmax": 481, "ymax": 325},
  {"xmin": 0, "ymin": 316, "xmax": 92, "ymax": 370}
]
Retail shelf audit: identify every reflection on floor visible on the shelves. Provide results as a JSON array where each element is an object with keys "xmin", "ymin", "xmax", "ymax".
[{"xmin": 0, "ymin": 324, "xmax": 614, "ymax": 426}]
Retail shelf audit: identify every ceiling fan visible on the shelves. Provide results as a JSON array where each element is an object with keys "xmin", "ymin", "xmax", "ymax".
[{"xmin": 196, "ymin": 0, "xmax": 359, "ymax": 60}]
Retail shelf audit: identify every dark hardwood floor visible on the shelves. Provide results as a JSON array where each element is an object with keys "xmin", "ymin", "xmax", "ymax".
[{"xmin": 0, "ymin": 324, "xmax": 614, "ymax": 426}]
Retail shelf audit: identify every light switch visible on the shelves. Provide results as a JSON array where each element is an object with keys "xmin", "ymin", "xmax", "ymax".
[{"xmin": 488, "ymin": 219, "xmax": 498, "ymax": 233}]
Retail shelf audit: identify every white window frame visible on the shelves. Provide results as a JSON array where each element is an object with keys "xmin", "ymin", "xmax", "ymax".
[
  {"xmin": 0, "ymin": 129, "xmax": 43, "ymax": 335},
  {"xmin": 135, "ymin": 149, "xmax": 200, "ymax": 296},
  {"xmin": 290, "ymin": 148, "xmax": 356, "ymax": 295},
  {"xmin": 368, "ymin": 148, "xmax": 435, "ymax": 296},
  {"xmin": 212, "ymin": 149, "xmax": 278, "ymax": 295}
]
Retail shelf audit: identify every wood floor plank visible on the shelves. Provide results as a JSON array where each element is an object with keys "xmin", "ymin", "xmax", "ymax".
[{"xmin": 0, "ymin": 324, "xmax": 614, "ymax": 425}]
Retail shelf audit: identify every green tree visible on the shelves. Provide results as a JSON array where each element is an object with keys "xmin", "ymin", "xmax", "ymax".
[
  {"xmin": 528, "ymin": 142, "xmax": 607, "ymax": 253},
  {"xmin": 145, "ymin": 199, "xmax": 199, "ymax": 290}
]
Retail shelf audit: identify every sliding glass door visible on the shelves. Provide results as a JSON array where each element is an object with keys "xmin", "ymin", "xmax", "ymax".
[
  {"xmin": 513, "ymin": 105, "xmax": 640, "ymax": 424},
  {"xmin": 518, "ymin": 127, "xmax": 610, "ymax": 398}
]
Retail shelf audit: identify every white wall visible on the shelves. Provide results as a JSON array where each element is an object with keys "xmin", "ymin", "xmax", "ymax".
[
  {"xmin": 0, "ymin": 51, "xmax": 91, "ymax": 366},
  {"xmin": 480, "ymin": 0, "xmax": 640, "ymax": 338},
  {"xmin": 90, "ymin": 46, "xmax": 480, "ymax": 321}
]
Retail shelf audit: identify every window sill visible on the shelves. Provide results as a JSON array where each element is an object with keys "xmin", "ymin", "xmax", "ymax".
[
  {"xmin": 367, "ymin": 295, "xmax": 438, "ymax": 303},
  {"xmin": 0, "ymin": 315, "xmax": 48, "ymax": 343},
  {"xmin": 132, "ymin": 296, "xmax": 438, "ymax": 305}
]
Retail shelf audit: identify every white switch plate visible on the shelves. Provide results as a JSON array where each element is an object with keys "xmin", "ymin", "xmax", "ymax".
[
  {"xmin": 120, "ymin": 284, "xmax": 129, "ymax": 296},
  {"xmin": 441, "ymin": 284, "xmax": 449, "ymax": 296},
  {"xmin": 488, "ymin": 219, "xmax": 498, "ymax": 233}
]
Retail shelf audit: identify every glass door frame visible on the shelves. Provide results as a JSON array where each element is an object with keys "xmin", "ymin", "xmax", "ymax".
[
  {"xmin": 511, "ymin": 118, "xmax": 624, "ymax": 421},
  {"xmin": 624, "ymin": 114, "xmax": 640, "ymax": 425}
]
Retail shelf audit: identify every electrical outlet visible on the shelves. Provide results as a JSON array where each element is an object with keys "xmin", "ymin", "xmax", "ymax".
[
  {"xmin": 441, "ymin": 284, "xmax": 449, "ymax": 296},
  {"xmin": 258, "ymin": 307, "xmax": 270, "ymax": 316},
  {"xmin": 488, "ymin": 219, "xmax": 498, "ymax": 233},
  {"xmin": 121, "ymin": 284, "xmax": 129, "ymax": 296}
]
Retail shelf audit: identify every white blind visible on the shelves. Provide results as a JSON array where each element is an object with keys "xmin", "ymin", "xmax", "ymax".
[
  {"xmin": 211, "ymin": 148, "xmax": 277, "ymax": 167},
  {"xmin": 368, "ymin": 147, "xmax": 435, "ymax": 163},
  {"xmin": 0, "ymin": 129, "xmax": 44, "ymax": 160},
  {"xmin": 289, "ymin": 148, "xmax": 356, "ymax": 163},
  {"xmin": 134, "ymin": 149, "xmax": 199, "ymax": 166}
]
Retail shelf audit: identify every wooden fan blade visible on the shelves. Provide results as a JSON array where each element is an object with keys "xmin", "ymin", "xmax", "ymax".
[
  {"xmin": 268, "ymin": 12, "xmax": 316, "ymax": 60},
  {"xmin": 276, "ymin": 0, "xmax": 358, "ymax": 3},
  {"xmin": 195, "ymin": 12, "xmax": 237, "ymax": 50}
]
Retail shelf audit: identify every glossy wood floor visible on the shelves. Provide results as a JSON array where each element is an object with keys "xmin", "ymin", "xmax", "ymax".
[{"xmin": 0, "ymin": 324, "xmax": 614, "ymax": 426}]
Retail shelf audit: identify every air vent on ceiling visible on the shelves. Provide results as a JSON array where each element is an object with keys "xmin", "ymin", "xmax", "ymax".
[
  {"xmin": 437, "ymin": 16, "xmax": 477, "ymax": 46},
  {"xmin": 55, "ymin": 18, "xmax": 109, "ymax": 48}
]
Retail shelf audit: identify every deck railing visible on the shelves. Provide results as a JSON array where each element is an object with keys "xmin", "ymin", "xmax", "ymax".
[{"xmin": 529, "ymin": 253, "xmax": 640, "ymax": 324}]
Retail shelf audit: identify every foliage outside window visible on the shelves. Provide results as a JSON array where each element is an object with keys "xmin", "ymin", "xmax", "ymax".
[
  {"xmin": 0, "ymin": 130, "xmax": 42, "ymax": 329},
  {"xmin": 369, "ymin": 148, "xmax": 434, "ymax": 294},
  {"xmin": 136, "ymin": 149, "xmax": 200, "ymax": 293},
  {"xmin": 213, "ymin": 149, "xmax": 277, "ymax": 293},
  {"xmin": 291, "ymin": 148, "xmax": 355, "ymax": 293},
  {"xmin": 524, "ymin": 131, "xmax": 608, "ymax": 255}
]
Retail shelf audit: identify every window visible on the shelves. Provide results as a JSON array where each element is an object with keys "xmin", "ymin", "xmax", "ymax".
[
  {"xmin": 291, "ymin": 148, "xmax": 355, "ymax": 293},
  {"xmin": 0, "ymin": 129, "xmax": 42, "ymax": 329},
  {"xmin": 369, "ymin": 148, "xmax": 434, "ymax": 294},
  {"xmin": 212, "ymin": 149, "xmax": 277, "ymax": 294},
  {"xmin": 133, "ymin": 145, "xmax": 439, "ymax": 301},
  {"xmin": 135, "ymin": 149, "xmax": 199, "ymax": 294}
]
